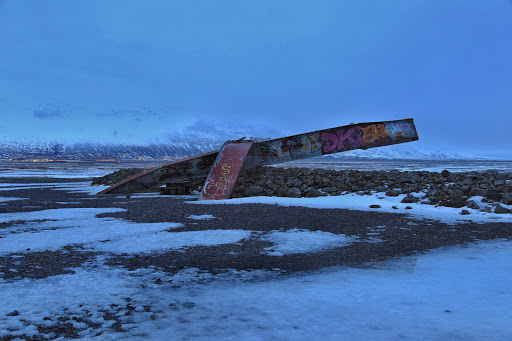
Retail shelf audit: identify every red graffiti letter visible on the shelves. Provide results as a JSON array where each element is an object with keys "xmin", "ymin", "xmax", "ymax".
[
  {"xmin": 319, "ymin": 132, "xmax": 338, "ymax": 153},
  {"xmin": 336, "ymin": 128, "xmax": 365, "ymax": 150}
]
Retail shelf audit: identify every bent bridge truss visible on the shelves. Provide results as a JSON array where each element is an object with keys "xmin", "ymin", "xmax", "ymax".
[{"xmin": 99, "ymin": 118, "xmax": 419, "ymax": 200}]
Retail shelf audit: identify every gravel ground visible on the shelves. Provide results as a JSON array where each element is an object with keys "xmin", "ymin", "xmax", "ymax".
[{"xmin": 1, "ymin": 177, "xmax": 511, "ymax": 280}]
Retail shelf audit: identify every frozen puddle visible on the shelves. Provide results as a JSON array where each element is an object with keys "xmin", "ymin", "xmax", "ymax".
[{"xmin": 1, "ymin": 240, "xmax": 510, "ymax": 340}]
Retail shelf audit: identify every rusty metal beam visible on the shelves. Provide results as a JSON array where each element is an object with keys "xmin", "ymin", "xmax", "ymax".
[{"xmin": 99, "ymin": 118, "xmax": 418, "ymax": 195}]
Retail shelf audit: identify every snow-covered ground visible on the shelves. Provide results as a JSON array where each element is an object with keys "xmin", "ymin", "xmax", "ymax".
[
  {"xmin": 1, "ymin": 227, "xmax": 511, "ymax": 340},
  {"xmin": 193, "ymin": 192, "xmax": 512, "ymax": 225},
  {"xmin": 1, "ymin": 169, "xmax": 512, "ymax": 339},
  {"xmin": 0, "ymin": 181, "xmax": 109, "ymax": 195}
]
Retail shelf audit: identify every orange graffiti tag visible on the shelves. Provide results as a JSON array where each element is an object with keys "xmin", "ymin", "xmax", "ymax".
[
  {"xmin": 361, "ymin": 124, "xmax": 391, "ymax": 144},
  {"xmin": 215, "ymin": 163, "xmax": 233, "ymax": 188}
]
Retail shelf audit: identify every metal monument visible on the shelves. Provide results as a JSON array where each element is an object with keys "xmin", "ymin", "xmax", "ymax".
[{"xmin": 99, "ymin": 118, "xmax": 419, "ymax": 200}]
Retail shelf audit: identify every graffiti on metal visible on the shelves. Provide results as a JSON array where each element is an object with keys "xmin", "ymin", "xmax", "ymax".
[
  {"xmin": 249, "ymin": 134, "xmax": 322, "ymax": 166},
  {"xmin": 245, "ymin": 118, "xmax": 418, "ymax": 167},
  {"xmin": 200, "ymin": 141, "xmax": 253, "ymax": 200},
  {"xmin": 100, "ymin": 118, "xmax": 418, "ymax": 194},
  {"xmin": 319, "ymin": 127, "xmax": 365, "ymax": 154}
]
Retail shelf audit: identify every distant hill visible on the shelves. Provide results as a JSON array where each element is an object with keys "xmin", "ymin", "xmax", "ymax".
[{"xmin": 0, "ymin": 121, "xmax": 507, "ymax": 161}]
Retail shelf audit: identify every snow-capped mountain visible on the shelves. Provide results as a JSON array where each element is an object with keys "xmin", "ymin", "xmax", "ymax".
[
  {"xmin": 323, "ymin": 145, "xmax": 492, "ymax": 161},
  {"xmin": 0, "ymin": 121, "xmax": 279, "ymax": 160},
  {"xmin": 0, "ymin": 121, "xmax": 505, "ymax": 161}
]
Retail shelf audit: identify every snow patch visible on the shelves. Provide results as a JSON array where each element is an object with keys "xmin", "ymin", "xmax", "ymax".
[
  {"xmin": 93, "ymin": 229, "xmax": 252, "ymax": 254},
  {"xmin": 192, "ymin": 193, "xmax": 512, "ymax": 224},
  {"xmin": 0, "ymin": 197, "xmax": 27, "ymax": 203},
  {"xmin": 186, "ymin": 214, "xmax": 216, "ymax": 220},
  {"xmin": 260, "ymin": 228, "xmax": 358, "ymax": 256}
]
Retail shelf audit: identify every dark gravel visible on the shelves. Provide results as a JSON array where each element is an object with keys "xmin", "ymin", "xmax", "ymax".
[{"xmin": 1, "ymin": 177, "xmax": 511, "ymax": 280}]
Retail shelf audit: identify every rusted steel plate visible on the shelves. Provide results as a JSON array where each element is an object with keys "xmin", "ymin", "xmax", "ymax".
[
  {"xmin": 200, "ymin": 140, "xmax": 254, "ymax": 200},
  {"xmin": 98, "ymin": 151, "xmax": 219, "ymax": 194},
  {"xmin": 243, "ymin": 118, "xmax": 418, "ymax": 168},
  {"xmin": 100, "ymin": 118, "xmax": 418, "ymax": 194}
]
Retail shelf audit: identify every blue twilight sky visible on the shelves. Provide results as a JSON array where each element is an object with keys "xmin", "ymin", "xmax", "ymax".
[{"xmin": 0, "ymin": 0, "xmax": 511, "ymax": 156}]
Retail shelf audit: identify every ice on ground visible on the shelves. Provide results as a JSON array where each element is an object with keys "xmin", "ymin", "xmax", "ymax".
[
  {"xmin": 0, "ymin": 208, "xmax": 251, "ymax": 254},
  {"xmin": 0, "ymin": 207, "xmax": 125, "ymax": 224},
  {"xmin": 0, "ymin": 208, "xmax": 179, "ymax": 254},
  {"xmin": 192, "ymin": 193, "xmax": 512, "ymax": 224},
  {"xmin": 116, "ymin": 193, "xmax": 197, "ymax": 199},
  {"xmin": 119, "ymin": 240, "xmax": 512, "ymax": 340},
  {"xmin": 93, "ymin": 229, "xmax": 252, "ymax": 253},
  {"xmin": 260, "ymin": 228, "xmax": 358, "ymax": 256},
  {"xmin": 0, "ymin": 168, "xmax": 116, "ymax": 179},
  {"xmin": 0, "ymin": 182, "xmax": 109, "ymax": 195},
  {"xmin": 50, "ymin": 182, "xmax": 110, "ymax": 195},
  {"xmin": 186, "ymin": 214, "xmax": 216, "ymax": 220},
  {"xmin": 2, "ymin": 240, "xmax": 511, "ymax": 340},
  {"xmin": 0, "ymin": 197, "xmax": 27, "ymax": 203}
]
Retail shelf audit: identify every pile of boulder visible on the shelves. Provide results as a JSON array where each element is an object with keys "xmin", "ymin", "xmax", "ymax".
[
  {"xmin": 92, "ymin": 165, "xmax": 512, "ymax": 214},
  {"xmin": 231, "ymin": 166, "xmax": 512, "ymax": 213},
  {"xmin": 91, "ymin": 168, "xmax": 144, "ymax": 186}
]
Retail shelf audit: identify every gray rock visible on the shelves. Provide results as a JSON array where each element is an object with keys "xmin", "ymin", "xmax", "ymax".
[
  {"xmin": 369, "ymin": 204, "xmax": 381, "ymax": 208},
  {"xmin": 502, "ymin": 193, "xmax": 512, "ymax": 205},
  {"xmin": 401, "ymin": 194, "xmax": 419, "ymax": 203},
  {"xmin": 469, "ymin": 188, "xmax": 488, "ymax": 197},
  {"xmin": 375, "ymin": 186, "xmax": 388, "ymax": 192},
  {"xmin": 449, "ymin": 189, "xmax": 464, "ymax": 198},
  {"xmin": 286, "ymin": 187, "xmax": 303, "ymax": 198},
  {"xmin": 494, "ymin": 180, "xmax": 506, "ymax": 186},
  {"xmin": 440, "ymin": 200, "xmax": 467, "ymax": 208},
  {"xmin": 494, "ymin": 204, "xmax": 511, "ymax": 214},
  {"xmin": 277, "ymin": 187, "xmax": 289, "ymax": 197},
  {"xmin": 305, "ymin": 188, "xmax": 322, "ymax": 198},
  {"xmin": 441, "ymin": 170, "xmax": 451, "ymax": 178},
  {"xmin": 467, "ymin": 200, "xmax": 480, "ymax": 210},
  {"xmin": 244, "ymin": 185, "xmax": 264, "ymax": 197},
  {"xmin": 485, "ymin": 192, "xmax": 503, "ymax": 202},
  {"xmin": 385, "ymin": 190, "xmax": 401, "ymax": 197},
  {"xmin": 460, "ymin": 209, "xmax": 470, "ymax": 215}
]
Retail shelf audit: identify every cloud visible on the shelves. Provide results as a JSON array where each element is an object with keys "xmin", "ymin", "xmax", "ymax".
[
  {"xmin": 96, "ymin": 108, "xmax": 162, "ymax": 122},
  {"xmin": 33, "ymin": 104, "xmax": 72, "ymax": 119}
]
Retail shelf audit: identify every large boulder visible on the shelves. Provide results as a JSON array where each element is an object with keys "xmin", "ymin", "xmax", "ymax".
[
  {"xmin": 501, "ymin": 193, "xmax": 512, "ymax": 205},
  {"xmin": 469, "ymin": 188, "xmax": 488, "ymax": 197},
  {"xmin": 401, "ymin": 194, "xmax": 419, "ymax": 204},
  {"xmin": 385, "ymin": 189, "xmax": 401, "ymax": 197},
  {"xmin": 286, "ymin": 187, "xmax": 303, "ymax": 198},
  {"xmin": 305, "ymin": 188, "xmax": 322, "ymax": 198},
  {"xmin": 494, "ymin": 204, "xmax": 511, "ymax": 214},
  {"xmin": 467, "ymin": 200, "xmax": 480, "ymax": 210},
  {"xmin": 441, "ymin": 170, "xmax": 451, "ymax": 178},
  {"xmin": 244, "ymin": 185, "xmax": 264, "ymax": 197}
]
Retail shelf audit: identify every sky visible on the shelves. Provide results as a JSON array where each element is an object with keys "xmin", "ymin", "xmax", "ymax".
[{"xmin": 0, "ymin": 0, "xmax": 511, "ymax": 156}]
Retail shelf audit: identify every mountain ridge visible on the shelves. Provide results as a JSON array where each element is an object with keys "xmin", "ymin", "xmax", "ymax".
[{"xmin": 1, "ymin": 121, "xmax": 509, "ymax": 161}]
